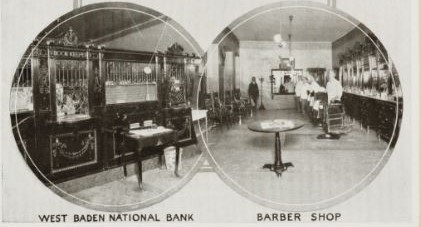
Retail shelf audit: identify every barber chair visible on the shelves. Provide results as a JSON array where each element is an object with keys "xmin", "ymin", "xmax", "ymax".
[
  {"xmin": 308, "ymin": 91, "xmax": 316, "ymax": 122},
  {"xmin": 317, "ymin": 101, "xmax": 351, "ymax": 139},
  {"xmin": 313, "ymin": 92, "xmax": 328, "ymax": 126}
]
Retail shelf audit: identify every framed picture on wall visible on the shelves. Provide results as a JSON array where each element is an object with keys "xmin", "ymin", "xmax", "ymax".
[{"xmin": 279, "ymin": 58, "xmax": 295, "ymax": 71}]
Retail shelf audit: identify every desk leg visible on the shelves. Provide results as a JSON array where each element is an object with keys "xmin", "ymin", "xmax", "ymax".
[
  {"xmin": 121, "ymin": 137, "xmax": 127, "ymax": 177},
  {"xmin": 205, "ymin": 116, "xmax": 209, "ymax": 142},
  {"xmin": 274, "ymin": 132, "xmax": 282, "ymax": 168},
  {"xmin": 159, "ymin": 153, "xmax": 166, "ymax": 169},
  {"xmin": 135, "ymin": 150, "xmax": 143, "ymax": 189},
  {"xmin": 174, "ymin": 146, "xmax": 180, "ymax": 177}
]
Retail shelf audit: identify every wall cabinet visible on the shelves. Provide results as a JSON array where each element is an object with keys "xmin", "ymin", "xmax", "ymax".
[
  {"xmin": 338, "ymin": 33, "xmax": 403, "ymax": 147},
  {"xmin": 343, "ymin": 92, "xmax": 402, "ymax": 147}
]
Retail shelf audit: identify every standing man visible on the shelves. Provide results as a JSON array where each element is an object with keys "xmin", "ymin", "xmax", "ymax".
[{"xmin": 248, "ymin": 76, "xmax": 259, "ymax": 111}]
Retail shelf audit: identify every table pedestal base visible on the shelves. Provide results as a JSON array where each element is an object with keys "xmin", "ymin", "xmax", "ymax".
[
  {"xmin": 263, "ymin": 162, "xmax": 294, "ymax": 177},
  {"xmin": 248, "ymin": 120, "xmax": 304, "ymax": 178},
  {"xmin": 317, "ymin": 133, "xmax": 341, "ymax": 140},
  {"xmin": 266, "ymin": 132, "xmax": 294, "ymax": 177}
]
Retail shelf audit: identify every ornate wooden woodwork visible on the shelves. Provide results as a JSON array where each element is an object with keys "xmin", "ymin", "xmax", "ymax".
[{"xmin": 10, "ymin": 27, "xmax": 201, "ymax": 183}]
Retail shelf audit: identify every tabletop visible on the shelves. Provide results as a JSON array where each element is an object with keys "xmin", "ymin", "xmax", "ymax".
[
  {"xmin": 124, "ymin": 127, "xmax": 177, "ymax": 151},
  {"xmin": 248, "ymin": 119, "xmax": 304, "ymax": 133}
]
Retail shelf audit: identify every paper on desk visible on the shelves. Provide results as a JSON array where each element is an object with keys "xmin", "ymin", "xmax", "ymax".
[
  {"xmin": 260, "ymin": 120, "xmax": 294, "ymax": 130},
  {"xmin": 129, "ymin": 126, "xmax": 172, "ymax": 136}
]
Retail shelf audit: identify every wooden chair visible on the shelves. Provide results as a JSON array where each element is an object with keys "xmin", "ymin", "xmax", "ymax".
[
  {"xmin": 240, "ymin": 97, "xmax": 253, "ymax": 118},
  {"xmin": 206, "ymin": 92, "xmax": 223, "ymax": 126},
  {"xmin": 222, "ymin": 101, "xmax": 235, "ymax": 127}
]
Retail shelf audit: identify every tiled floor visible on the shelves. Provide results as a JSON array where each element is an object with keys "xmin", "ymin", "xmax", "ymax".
[
  {"xmin": 52, "ymin": 109, "xmax": 389, "ymax": 207},
  {"xmin": 207, "ymin": 109, "xmax": 389, "ymax": 205},
  {"xmin": 55, "ymin": 145, "xmax": 202, "ymax": 207}
]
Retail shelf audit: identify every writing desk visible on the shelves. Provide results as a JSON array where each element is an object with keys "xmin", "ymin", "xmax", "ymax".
[{"xmin": 123, "ymin": 126, "xmax": 180, "ymax": 189}]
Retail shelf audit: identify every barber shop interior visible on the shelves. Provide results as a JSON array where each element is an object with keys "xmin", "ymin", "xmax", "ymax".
[
  {"xmin": 10, "ymin": 4, "xmax": 206, "ymax": 207},
  {"xmin": 202, "ymin": 6, "xmax": 403, "ymax": 204}
]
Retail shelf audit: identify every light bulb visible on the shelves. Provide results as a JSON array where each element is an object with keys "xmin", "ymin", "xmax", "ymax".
[
  {"xmin": 273, "ymin": 34, "xmax": 283, "ymax": 43},
  {"xmin": 143, "ymin": 66, "xmax": 152, "ymax": 75},
  {"xmin": 188, "ymin": 64, "xmax": 195, "ymax": 71},
  {"xmin": 281, "ymin": 41, "xmax": 288, "ymax": 47},
  {"xmin": 193, "ymin": 58, "xmax": 202, "ymax": 64}
]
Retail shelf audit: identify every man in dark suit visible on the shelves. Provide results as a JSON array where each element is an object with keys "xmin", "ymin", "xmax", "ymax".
[{"xmin": 248, "ymin": 76, "xmax": 259, "ymax": 110}]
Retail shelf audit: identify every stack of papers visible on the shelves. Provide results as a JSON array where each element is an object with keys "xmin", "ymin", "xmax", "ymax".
[
  {"xmin": 260, "ymin": 120, "xmax": 294, "ymax": 130},
  {"xmin": 129, "ymin": 126, "xmax": 172, "ymax": 137},
  {"xmin": 143, "ymin": 120, "xmax": 153, "ymax": 127}
]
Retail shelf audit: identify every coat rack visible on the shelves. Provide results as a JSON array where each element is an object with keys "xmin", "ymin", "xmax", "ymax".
[{"xmin": 258, "ymin": 77, "xmax": 265, "ymax": 110}]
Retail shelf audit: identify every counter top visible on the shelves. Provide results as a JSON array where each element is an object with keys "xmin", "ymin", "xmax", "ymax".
[
  {"xmin": 343, "ymin": 91, "xmax": 402, "ymax": 104},
  {"xmin": 47, "ymin": 114, "xmax": 94, "ymax": 125}
]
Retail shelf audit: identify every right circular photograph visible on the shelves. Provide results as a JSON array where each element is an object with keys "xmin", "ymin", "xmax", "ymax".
[{"xmin": 200, "ymin": 1, "xmax": 403, "ymax": 211}]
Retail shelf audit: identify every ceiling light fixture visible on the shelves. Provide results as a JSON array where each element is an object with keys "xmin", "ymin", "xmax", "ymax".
[
  {"xmin": 288, "ymin": 15, "xmax": 295, "ymax": 62},
  {"xmin": 143, "ymin": 66, "xmax": 152, "ymax": 75},
  {"xmin": 273, "ymin": 12, "xmax": 287, "ymax": 48}
]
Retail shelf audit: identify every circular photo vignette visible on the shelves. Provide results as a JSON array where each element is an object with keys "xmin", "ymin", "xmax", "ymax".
[
  {"xmin": 9, "ymin": 2, "xmax": 207, "ymax": 212},
  {"xmin": 200, "ymin": 1, "xmax": 403, "ymax": 212}
]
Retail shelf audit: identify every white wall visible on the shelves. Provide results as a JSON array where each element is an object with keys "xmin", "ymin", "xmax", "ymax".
[
  {"xmin": 238, "ymin": 41, "xmax": 332, "ymax": 104},
  {"xmin": 206, "ymin": 44, "xmax": 220, "ymax": 92},
  {"xmin": 234, "ymin": 56, "xmax": 241, "ymax": 91},
  {"xmin": 223, "ymin": 51, "xmax": 235, "ymax": 93}
]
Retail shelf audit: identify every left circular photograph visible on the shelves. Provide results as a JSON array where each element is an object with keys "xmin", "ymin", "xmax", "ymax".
[{"xmin": 9, "ymin": 2, "xmax": 205, "ymax": 211}]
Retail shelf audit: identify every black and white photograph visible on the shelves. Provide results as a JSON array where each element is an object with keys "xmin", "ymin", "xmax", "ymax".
[
  {"xmin": 8, "ymin": 2, "xmax": 206, "ymax": 211},
  {"xmin": 203, "ymin": 1, "xmax": 404, "ymax": 211},
  {"xmin": 1, "ymin": 0, "xmax": 419, "ymax": 225}
]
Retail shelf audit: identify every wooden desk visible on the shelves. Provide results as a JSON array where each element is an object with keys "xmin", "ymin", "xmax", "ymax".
[
  {"xmin": 192, "ymin": 109, "xmax": 208, "ymax": 142},
  {"xmin": 123, "ymin": 127, "xmax": 179, "ymax": 189}
]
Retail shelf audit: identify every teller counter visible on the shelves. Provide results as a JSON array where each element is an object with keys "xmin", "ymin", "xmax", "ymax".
[{"xmin": 9, "ymin": 32, "xmax": 201, "ymax": 184}]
